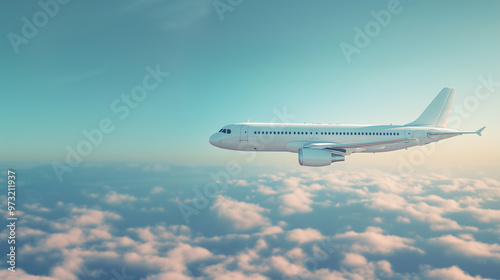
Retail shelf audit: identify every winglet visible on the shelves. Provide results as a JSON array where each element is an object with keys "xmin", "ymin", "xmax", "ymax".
[{"xmin": 475, "ymin": 126, "xmax": 486, "ymax": 136}]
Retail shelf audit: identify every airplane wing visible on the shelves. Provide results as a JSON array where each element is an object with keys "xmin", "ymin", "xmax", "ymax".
[{"xmin": 305, "ymin": 138, "xmax": 410, "ymax": 150}]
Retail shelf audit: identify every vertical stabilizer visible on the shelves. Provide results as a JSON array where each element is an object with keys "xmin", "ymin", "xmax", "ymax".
[{"xmin": 405, "ymin": 88, "xmax": 455, "ymax": 128}]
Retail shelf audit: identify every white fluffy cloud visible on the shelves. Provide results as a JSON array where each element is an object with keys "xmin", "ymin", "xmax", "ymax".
[
  {"xmin": 429, "ymin": 235, "xmax": 500, "ymax": 260},
  {"xmin": 334, "ymin": 227, "xmax": 423, "ymax": 254},
  {"xmin": 342, "ymin": 253, "xmax": 367, "ymax": 267},
  {"xmin": 421, "ymin": 265, "xmax": 493, "ymax": 280},
  {"xmin": 211, "ymin": 195, "xmax": 270, "ymax": 230},
  {"xmin": 103, "ymin": 191, "xmax": 137, "ymax": 204},
  {"xmin": 279, "ymin": 189, "xmax": 314, "ymax": 215},
  {"xmin": 71, "ymin": 208, "xmax": 121, "ymax": 226},
  {"xmin": 286, "ymin": 228, "xmax": 325, "ymax": 244}
]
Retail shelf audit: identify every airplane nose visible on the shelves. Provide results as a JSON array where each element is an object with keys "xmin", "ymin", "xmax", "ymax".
[{"xmin": 209, "ymin": 134, "xmax": 217, "ymax": 146}]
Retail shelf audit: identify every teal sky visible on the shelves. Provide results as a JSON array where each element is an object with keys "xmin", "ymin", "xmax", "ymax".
[{"xmin": 1, "ymin": 0, "xmax": 499, "ymax": 168}]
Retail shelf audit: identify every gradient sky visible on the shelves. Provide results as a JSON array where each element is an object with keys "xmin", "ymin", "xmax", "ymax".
[
  {"xmin": 1, "ymin": 0, "xmax": 499, "ymax": 170},
  {"xmin": 1, "ymin": 2, "xmax": 500, "ymax": 280}
]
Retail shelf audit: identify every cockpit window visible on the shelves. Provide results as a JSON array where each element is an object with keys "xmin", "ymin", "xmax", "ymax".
[
  {"xmin": 218, "ymin": 128, "xmax": 231, "ymax": 134},
  {"xmin": 227, "ymin": 129, "xmax": 231, "ymax": 134},
  {"xmin": 222, "ymin": 129, "xmax": 226, "ymax": 133}
]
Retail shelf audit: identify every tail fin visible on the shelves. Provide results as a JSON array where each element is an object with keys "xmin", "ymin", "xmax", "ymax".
[{"xmin": 405, "ymin": 88, "xmax": 455, "ymax": 128}]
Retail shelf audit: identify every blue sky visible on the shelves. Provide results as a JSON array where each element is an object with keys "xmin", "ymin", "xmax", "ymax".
[
  {"xmin": 1, "ymin": 0, "xmax": 499, "ymax": 167},
  {"xmin": 1, "ymin": 1, "xmax": 500, "ymax": 279}
]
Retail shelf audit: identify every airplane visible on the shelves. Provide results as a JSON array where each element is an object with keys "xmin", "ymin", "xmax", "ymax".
[{"xmin": 209, "ymin": 88, "xmax": 485, "ymax": 166}]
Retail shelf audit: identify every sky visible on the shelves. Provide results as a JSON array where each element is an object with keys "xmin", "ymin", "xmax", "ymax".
[
  {"xmin": 1, "ymin": 0, "xmax": 500, "ymax": 279},
  {"xmin": 1, "ymin": 0, "xmax": 499, "ymax": 167}
]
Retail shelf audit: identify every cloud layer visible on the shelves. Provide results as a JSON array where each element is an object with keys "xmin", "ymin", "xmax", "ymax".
[{"xmin": 4, "ymin": 164, "xmax": 499, "ymax": 279}]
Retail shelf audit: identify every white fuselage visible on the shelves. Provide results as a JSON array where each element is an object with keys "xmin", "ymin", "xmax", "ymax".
[{"xmin": 209, "ymin": 123, "xmax": 454, "ymax": 155}]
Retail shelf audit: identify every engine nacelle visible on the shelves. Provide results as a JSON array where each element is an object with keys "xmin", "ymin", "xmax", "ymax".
[{"xmin": 298, "ymin": 148, "xmax": 345, "ymax": 167}]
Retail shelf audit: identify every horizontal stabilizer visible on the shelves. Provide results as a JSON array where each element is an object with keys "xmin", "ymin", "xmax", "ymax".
[
  {"xmin": 427, "ymin": 127, "xmax": 486, "ymax": 137},
  {"xmin": 475, "ymin": 126, "xmax": 486, "ymax": 136}
]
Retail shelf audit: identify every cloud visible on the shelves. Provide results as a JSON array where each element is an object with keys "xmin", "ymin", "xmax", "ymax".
[
  {"xmin": 368, "ymin": 192, "xmax": 475, "ymax": 231},
  {"xmin": 24, "ymin": 203, "xmax": 50, "ymax": 212},
  {"xmin": 286, "ymin": 228, "xmax": 325, "ymax": 244},
  {"xmin": 429, "ymin": 235, "xmax": 500, "ymax": 260},
  {"xmin": 270, "ymin": 256, "xmax": 305, "ymax": 277},
  {"xmin": 44, "ymin": 228, "xmax": 84, "ymax": 249},
  {"xmin": 420, "ymin": 265, "xmax": 493, "ymax": 280},
  {"xmin": 211, "ymin": 196, "xmax": 270, "ymax": 230},
  {"xmin": 0, "ymin": 269, "xmax": 57, "ymax": 280},
  {"xmin": 151, "ymin": 186, "xmax": 165, "ymax": 194},
  {"xmin": 125, "ymin": 243, "xmax": 212, "ymax": 279},
  {"xmin": 369, "ymin": 192, "xmax": 407, "ymax": 211},
  {"xmin": 334, "ymin": 227, "xmax": 423, "ymax": 254},
  {"xmin": 376, "ymin": 260, "xmax": 393, "ymax": 276},
  {"xmin": 236, "ymin": 249, "xmax": 268, "ymax": 273},
  {"xmin": 342, "ymin": 253, "xmax": 368, "ymax": 267},
  {"xmin": 396, "ymin": 216, "xmax": 411, "ymax": 223},
  {"xmin": 279, "ymin": 189, "xmax": 314, "ymax": 215},
  {"xmin": 285, "ymin": 248, "xmax": 306, "ymax": 261},
  {"xmin": 412, "ymin": 194, "xmax": 461, "ymax": 210},
  {"xmin": 71, "ymin": 208, "xmax": 121, "ymax": 226},
  {"xmin": 204, "ymin": 260, "xmax": 271, "ymax": 280},
  {"xmin": 12, "ymin": 165, "xmax": 500, "ymax": 280},
  {"xmin": 19, "ymin": 228, "xmax": 45, "ymax": 238},
  {"xmin": 257, "ymin": 226, "xmax": 284, "ymax": 236},
  {"xmin": 103, "ymin": 191, "xmax": 137, "ymax": 204},
  {"xmin": 463, "ymin": 206, "xmax": 500, "ymax": 223}
]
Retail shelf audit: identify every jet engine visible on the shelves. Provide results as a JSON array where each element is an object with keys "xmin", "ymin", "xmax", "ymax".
[{"xmin": 298, "ymin": 148, "xmax": 345, "ymax": 167}]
